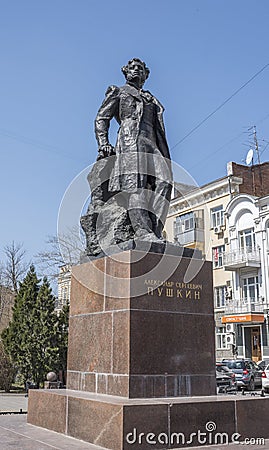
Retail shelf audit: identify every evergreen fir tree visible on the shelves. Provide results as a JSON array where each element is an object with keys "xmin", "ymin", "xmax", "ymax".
[
  {"xmin": 2, "ymin": 265, "xmax": 40, "ymax": 382},
  {"xmin": 29, "ymin": 276, "xmax": 59, "ymax": 387},
  {"xmin": 1, "ymin": 265, "xmax": 69, "ymax": 388}
]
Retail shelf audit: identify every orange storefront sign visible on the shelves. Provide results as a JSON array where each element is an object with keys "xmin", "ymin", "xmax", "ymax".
[{"xmin": 222, "ymin": 314, "xmax": 264, "ymax": 324}]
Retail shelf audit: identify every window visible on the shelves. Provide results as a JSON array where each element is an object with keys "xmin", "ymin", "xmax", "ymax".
[
  {"xmin": 174, "ymin": 211, "xmax": 204, "ymax": 244},
  {"xmin": 211, "ymin": 205, "xmax": 224, "ymax": 228},
  {"xmin": 239, "ymin": 228, "xmax": 256, "ymax": 251},
  {"xmin": 216, "ymin": 326, "xmax": 227, "ymax": 349},
  {"xmin": 242, "ymin": 276, "xmax": 259, "ymax": 303},
  {"xmin": 212, "ymin": 245, "xmax": 225, "ymax": 268},
  {"xmin": 174, "ymin": 212, "xmax": 195, "ymax": 244},
  {"xmin": 174, "ymin": 212, "xmax": 194, "ymax": 236},
  {"xmin": 62, "ymin": 286, "xmax": 69, "ymax": 305},
  {"xmin": 226, "ymin": 361, "xmax": 244, "ymax": 370},
  {"xmin": 215, "ymin": 286, "xmax": 226, "ymax": 308}
]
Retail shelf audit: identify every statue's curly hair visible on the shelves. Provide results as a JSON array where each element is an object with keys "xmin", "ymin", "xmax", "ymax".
[{"xmin": 121, "ymin": 58, "xmax": 150, "ymax": 80}]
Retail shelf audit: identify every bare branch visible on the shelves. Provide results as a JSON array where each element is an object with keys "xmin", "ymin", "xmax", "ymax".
[
  {"xmin": 3, "ymin": 241, "xmax": 27, "ymax": 293},
  {"xmin": 35, "ymin": 226, "xmax": 84, "ymax": 279}
]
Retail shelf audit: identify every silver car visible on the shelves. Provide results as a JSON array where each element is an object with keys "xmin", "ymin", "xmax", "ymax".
[{"xmin": 222, "ymin": 359, "xmax": 262, "ymax": 390}]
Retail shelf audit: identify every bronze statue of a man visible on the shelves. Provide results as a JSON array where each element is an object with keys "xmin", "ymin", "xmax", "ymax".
[
  {"xmin": 81, "ymin": 58, "xmax": 172, "ymax": 256},
  {"xmin": 96, "ymin": 58, "xmax": 171, "ymax": 236}
]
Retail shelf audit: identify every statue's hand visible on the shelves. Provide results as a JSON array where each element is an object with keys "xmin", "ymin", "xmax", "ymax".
[{"xmin": 97, "ymin": 144, "xmax": 115, "ymax": 160}]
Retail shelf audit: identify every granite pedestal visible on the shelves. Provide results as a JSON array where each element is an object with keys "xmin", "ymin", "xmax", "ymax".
[
  {"xmin": 28, "ymin": 248, "xmax": 220, "ymax": 448},
  {"xmin": 66, "ymin": 249, "xmax": 216, "ymax": 398}
]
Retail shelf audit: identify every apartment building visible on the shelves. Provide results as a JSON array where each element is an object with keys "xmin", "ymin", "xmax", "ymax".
[
  {"xmin": 222, "ymin": 193, "xmax": 269, "ymax": 362},
  {"xmin": 165, "ymin": 161, "xmax": 269, "ymax": 361}
]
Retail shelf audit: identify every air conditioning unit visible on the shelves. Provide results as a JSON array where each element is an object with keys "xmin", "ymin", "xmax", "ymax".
[
  {"xmin": 214, "ymin": 226, "xmax": 222, "ymax": 234},
  {"xmin": 226, "ymin": 323, "xmax": 235, "ymax": 333},
  {"xmin": 226, "ymin": 333, "xmax": 235, "ymax": 346}
]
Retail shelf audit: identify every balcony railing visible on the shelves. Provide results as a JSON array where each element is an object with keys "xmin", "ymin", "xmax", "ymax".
[
  {"xmin": 175, "ymin": 229, "xmax": 204, "ymax": 246},
  {"xmin": 223, "ymin": 248, "xmax": 261, "ymax": 270},
  {"xmin": 225, "ymin": 297, "xmax": 265, "ymax": 314}
]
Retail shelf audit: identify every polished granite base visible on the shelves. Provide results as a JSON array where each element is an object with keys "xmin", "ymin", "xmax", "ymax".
[
  {"xmin": 66, "ymin": 250, "xmax": 216, "ymax": 398},
  {"xmin": 28, "ymin": 389, "xmax": 269, "ymax": 449}
]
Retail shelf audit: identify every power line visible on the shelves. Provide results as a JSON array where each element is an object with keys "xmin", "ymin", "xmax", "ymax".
[
  {"xmin": 0, "ymin": 128, "xmax": 87, "ymax": 164},
  {"xmin": 188, "ymin": 112, "xmax": 269, "ymax": 170},
  {"xmin": 171, "ymin": 62, "xmax": 269, "ymax": 150},
  {"xmin": 189, "ymin": 131, "xmax": 244, "ymax": 169}
]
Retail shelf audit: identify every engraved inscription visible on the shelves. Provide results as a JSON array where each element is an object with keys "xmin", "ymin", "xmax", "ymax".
[{"xmin": 145, "ymin": 279, "xmax": 202, "ymax": 300}]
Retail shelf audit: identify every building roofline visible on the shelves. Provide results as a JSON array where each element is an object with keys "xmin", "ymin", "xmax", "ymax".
[
  {"xmin": 170, "ymin": 174, "xmax": 242, "ymax": 205},
  {"xmin": 225, "ymin": 193, "xmax": 257, "ymax": 217}
]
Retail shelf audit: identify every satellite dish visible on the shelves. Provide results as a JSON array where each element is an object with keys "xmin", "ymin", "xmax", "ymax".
[{"xmin": 246, "ymin": 149, "xmax": 254, "ymax": 165}]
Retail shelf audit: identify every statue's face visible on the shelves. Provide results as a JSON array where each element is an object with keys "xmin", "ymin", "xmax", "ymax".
[{"xmin": 126, "ymin": 60, "xmax": 146, "ymax": 87}]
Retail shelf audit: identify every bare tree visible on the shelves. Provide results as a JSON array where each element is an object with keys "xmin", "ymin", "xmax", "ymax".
[
  {"xmin": 35, "ymin": 226, "xmax": 84, "ymax": 279},
  {"xmin": 0, "ymin": 263, "xmax": 15, "ymax": 330},
  {"xmin": 4, "ymin": 241, "xmax": 27, "ymax": 293}
]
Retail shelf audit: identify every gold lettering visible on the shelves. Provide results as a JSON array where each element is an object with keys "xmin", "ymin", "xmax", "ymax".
[
  {"xmin": 175, "ymin": 282, "xmax": 203, "ymax": 290},
  {"xmin": 145, "ymin": 279, "xmax": 162, "ymax": 286},
  {"xmin": 166, "ymin": 288, "xmax": 174, "ymax": 297},
  {"xmin": 147, "ymin": 280, "xmax": 202, "ymax": 299}
]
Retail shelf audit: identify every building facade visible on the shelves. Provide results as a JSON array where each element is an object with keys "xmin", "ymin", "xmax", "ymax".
[
  {"xmin": 165, "ymin": 162, "xmax": 269, "ymax": 361},
  {"xmin": 56, "ymin": 265, "xmax": 71, "ymax": 313},
  {"xmin": 222, "ymin": 194, "xmax": 269, "ymax": 361}
]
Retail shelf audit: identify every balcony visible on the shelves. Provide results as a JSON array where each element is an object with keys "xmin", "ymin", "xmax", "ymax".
[
  {"xmin": 175, "ymin": 229, "xmax": 204, "ymax": 246},
  {"xmin": 225, "ymin": 297, "xmax": 265, "ymax": 315},
  {"xmin": 223, "ymin": 248, "xmax": 261, "ymax": 271}
]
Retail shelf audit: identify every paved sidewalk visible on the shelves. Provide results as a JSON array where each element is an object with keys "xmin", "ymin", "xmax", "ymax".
[
  {"xmin": 0, "ymin": 415, "xmax": 105, "ymax": 449},
  {"xmin": 0, "ymin": 393, "xmax": 28, "ymax": 413},
  {"xmin": 0, "ymin": 393, "xmax": 105, "ymax": 449}
]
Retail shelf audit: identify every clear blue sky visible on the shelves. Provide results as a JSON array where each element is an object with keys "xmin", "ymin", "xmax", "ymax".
[{"xmin": 1, "ymin": 0, "xmax": 269, "ymax": 262}]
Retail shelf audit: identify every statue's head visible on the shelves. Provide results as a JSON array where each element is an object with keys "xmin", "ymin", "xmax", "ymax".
[{"xmin": 121, "ymin": 58, "xmax": 150, "ymax": 88}]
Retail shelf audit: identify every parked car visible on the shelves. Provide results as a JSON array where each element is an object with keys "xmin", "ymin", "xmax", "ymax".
[
  {"xmin": 222, "ymin": 359, "xmax": 262, "ymax": 390},
  {"xmin": 257, "ymin": 359, "xmax": 269, "ymax": 371},
  {"xmin": 262, "ymin": 364, "xmax": 269, "ymax": 393},
  {"xmin": 216, "ymin": 363, "xmax": 237, "ymax": 393}
]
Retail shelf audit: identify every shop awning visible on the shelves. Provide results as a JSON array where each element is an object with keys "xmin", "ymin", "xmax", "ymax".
[{"xmin": 221, "ymin": 314, "xmax": 264, "ymax": 324}]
